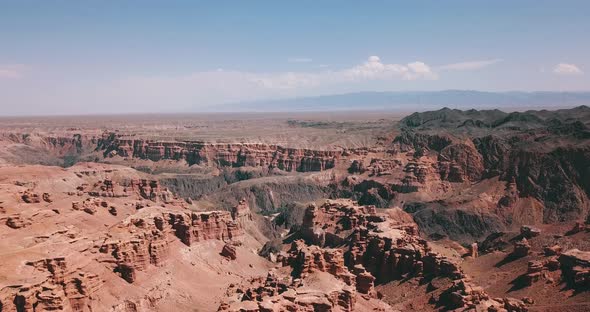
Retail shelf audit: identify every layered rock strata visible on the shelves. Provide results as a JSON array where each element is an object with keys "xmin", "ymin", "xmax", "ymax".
[{"xmin": 100, "ymin": 135, "xmax": 342, "ymax": 172}]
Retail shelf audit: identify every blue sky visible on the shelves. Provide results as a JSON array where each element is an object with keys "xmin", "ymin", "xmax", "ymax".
[{"xmin": 0, "ymin": 1, "xmax": 588, "ymax": 115}]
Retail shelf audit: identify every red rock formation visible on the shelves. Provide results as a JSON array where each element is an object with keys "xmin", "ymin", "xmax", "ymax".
[
  {"xmin": 402, "ymin": 159, "xmax": 435, "ymax": 185},
  {"xmin": 85, "ymin": 178, "xmax": 132, "ymax": 198},
  {"xmin": 544, "ymin": 244, "xmax": 562, "ymax": 256},
  {"xmin": 83, "ymin": 178, "xmax": 177, "ymax": 202},
  {"xmin": 298, "ymin": 200, "xmax": 458, "ymax": 283},
  {"xmin": 218, "ymin": 270, "xmax": 360, "ymax": 312},
  {"xmin": 351, "ymin": 265, "xmax": 376, "ymax": 296},
  {"xmin": 559, "ymin": 249, "xmax": 590, "ymax": 289},
  {"xmin": 470, "ymin": 243, "xmax": 478, "ymax": 258},
  {"xmin": 99, "ymin": 209, "xmax": 244, "ymax": 283},
  {"xmin": 523, "ymin": 260, "xmax": 547, "ymax": 286},
  {"xmin": 72, "ymin": 198, "xmax": 109, "ymax": 215},
  {"xmin": 513, "ymin": 238, "xmax": 532, "ymax": 258},
  {"xmin": 367, "ymin": 158, "xmax": 401, "ymax": 177},
  {"xmin": 130, "ymin": 179, "xmax": 175, "ymax": 203},
  {"xmin": 221, "ymin": 243, "xmax": 237, "ymax": 260},
  {"xmin": 102, "ymin": 233, "xmax": 168, "ymax": 283},
  {"xmin": 231, "ymin": 198, "xmax": 252, "ymax": 227},
  {"xmin": 438, "ymin": 142, "xmax": 484, "ymax": 182},
  {"xmin": 21, "ymin": 190, "xmax": 41, "ymax": 203},
  {"xmin": 42, "ymin": 193, "xmax": 52, "ymax": 203},
  {"xmin": 348, "ymin": 159, "xmax": 367, "ymax": 174},
  {"xmin": 520, "ymin": 225, "xmax": 541, "ymax": 239},
  {"xmin": 293, "ymin": 200, "xmax": 538, "ymax": 311},
  {"xmin": 441, "ymin": 278, "xmax": 528, "ymax": 311},
  {"xmin": 5, "ymin": 214, "xmax": 31, "ymax": 229},
  {"xmin": 168, "ymin": 211, "xmax": 242, "ymax": 246},
  {"xmin": 221, "ymin": 199, "xmax": 532, "ymax": 311},
  {"xmin": 288, "ymin": 243, "xmax": 356, "ymax": 287},
  {"xmin": 0, "ymin": 257, "xmax": 103, "ymax": 312}
]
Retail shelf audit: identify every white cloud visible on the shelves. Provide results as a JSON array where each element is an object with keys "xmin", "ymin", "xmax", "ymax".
[
  {"xmin": 438, "ymin": 59, "xmax": 502, "ymax": 71},
  {"xmin": 287, "ymin": 57, "xmax": 313, "ymax": 63},
  {"xmin": 0, "ymin": 64, "xmax": 26, "ymax": 79},
  {"xmin": 553, "ymin": 63, "xmax": 583, "ymax": 75},
  {"xmin": 251, "ymin": 56, "xmax": 437, "ymax": 89},
  {"xmin": 343, "ymin": 56, "xmax": 434, "ymax": 81}
]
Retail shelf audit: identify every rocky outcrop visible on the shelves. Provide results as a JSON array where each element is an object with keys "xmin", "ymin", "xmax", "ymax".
[
  {"xmin": 567, "ymin": 221, "xmax": 590, "ymax": 235},
  {"xmin": 351, "ymin": 265, "xmax": 376, "ymax": 296},
  {"xmin": 392, "ymin": 131, "xmax": 453, "ymax": 153},
  {"xmin": 226, "ymin": 199, "xmax": 529, "ymax": 312},
  {"xmin": 99, "ymin": 218, "xmax": 170, "ymax": 283},
  {"xmin": 78, "ymin": 177, "xmax": 178, "ymax": 204},
  {"xmin": 5, "ymin": 214, "xmax": 31, "ymax": 229},
  {"xmin": 218, "ymin": 270, "xmax": 362, "ymax": 312},
  {"xmin": 441, "ymin": 279, "xmax": 528, "ymax": 312},
  {"xmin": 288, "ymin": 243, "xmax": 356, "ymax": 287},
  {"xmin": 72, "ymin": 198, "xmax": 114, "ymax": 215},
  {"xmin": 42, "ymin": 193, "xmax": 52, "ymax": 203},
  {"xmin": 513, "ymin": 238, "xmax": 532, "ymax": 258},
  {"xmin": 521, "ymin": 258, "xmax": 560, "ymax": 286},
  {"xmin": 220, "ymin": 238, "xmax": 387, "ymax": 311},
  {"xmin": 348, "ymin": 159, "xmax": 367, "ymax": 174},
  {"xmin": 220, "ymin": 200, "xmax": 467, "ymax": 311},
  {"xmin": 298, "ymin": 200, "xmax": 459, "ymax": 283},
  {"xmin": 559, "ymin": 249, "xmax": 590, "ymax": 289},
  {"xmin": 520, "ymin": 260, "xmax": 551, "ymax": 286},
  {"xmin": 520, "ymin": 225, "xmax": 541, "ymax": 239},
  {"xmin": 21, "ymin": 190, "xmax": 41, "ymax": 203},
  {"xmin": 366, "ymin": 158, "xmax": 401, "ymax": 177},
  {"xmin": 99, "ymin": 208, "xmax": 245, "ymax": 283},
  {"xmin": 349, "ymin": 158, "xmax": 401, "ymax": 177},
  {"xmin": 133, "ymin": 180, "xmax": 173, "ymax": 203},
  {"xmin": 168, "ymin": 211, "xmax": 242, "ymax": 246},
  {"xmin": 402, "ymin": 160, "xmax": 434, "ymax": 186},
  {"xmin": 84, "ymin": 177, "xmax": 133, "ymax": 198},
  {"xmin": 231, "ymin": 198, "xmax": 252, "ymax": 227},
  {"xmin": 221, "ymin": 243, "xmax": 237, "ymax": 260},
  {"xmin": 294, "ymin": 200, "xmax": 536, "ymax": 311},
  {"xmin": 438, "ymin": 142, "xmax": 484, "ymax": 182},
  {"xmin": 544, "ymin": 244, "xmax": 562, "ymax": 256},
  {"xmin": 0, "ymin": 257, "xmax": 103, "ymax": 312}
]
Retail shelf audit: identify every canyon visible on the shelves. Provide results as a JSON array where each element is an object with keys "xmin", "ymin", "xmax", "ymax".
[{"xmin": 0, "ymin": 107, "xmax": 589, "ymax": 311}]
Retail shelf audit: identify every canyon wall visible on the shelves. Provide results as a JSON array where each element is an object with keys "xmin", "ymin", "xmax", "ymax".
[{"xmin": 98, "ymin": 134, "xmax": 342, "ymax": 172}]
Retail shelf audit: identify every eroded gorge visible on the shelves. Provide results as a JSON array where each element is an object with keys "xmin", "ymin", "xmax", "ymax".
[{"xmin": 1, "ymin": 107, "xmax": 589, "ymax": 311}]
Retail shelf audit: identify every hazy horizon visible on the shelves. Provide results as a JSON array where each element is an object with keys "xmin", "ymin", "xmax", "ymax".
[{"xmin": 1, "ymin": 89, "xmax": 590, "ymax": 117}]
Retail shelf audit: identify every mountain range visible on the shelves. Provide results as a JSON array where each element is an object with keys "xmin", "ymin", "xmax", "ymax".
[{"xmin": 218, "ymin": 90, "xmax": 590, "ymax": 112}]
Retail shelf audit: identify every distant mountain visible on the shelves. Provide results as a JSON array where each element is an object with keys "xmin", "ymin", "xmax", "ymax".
[
  {"xmin": 218, "ymin": 90, "xmax": 590, "ymax": 112},
  {"xmin": 399, "ymin": 105, "xmax": 590, "ymax": 133}
]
